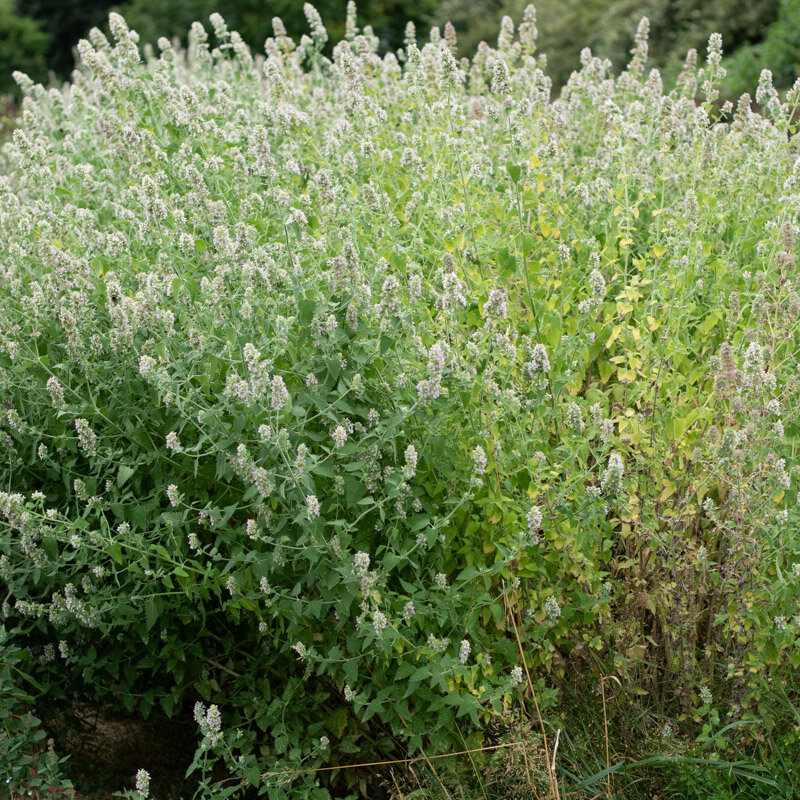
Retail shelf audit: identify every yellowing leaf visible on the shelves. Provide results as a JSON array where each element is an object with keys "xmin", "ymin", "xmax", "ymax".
[
  {"xmin": 697, "ymin": 312, "xmax": 721, "ymax": 336},
  {"xmin": 646, "ymin": 315, "xmax": 661, "ymax": 331},
  {"xmin": 617, "ymin": 301, "xmax": 634, "ymax": 317},
  {"xmin": 598, "ymin": 360, "xmax": 614, "ymax": 382},
  {"xmin": 606, "ymin": 325, "xmax": 623, "ymax": 349},
  {"xmin": 659, "ymin": 481, "xmax": 677, "ymax": 502},
  {"xmin": 619, "ymin": 238, "xmax": 634, "ymax": 248},
  {"xmin": 688, "ymin": 367, "xmax": 706, "ymax": 385},
  {"xmin": 626, "ymin": 644, "xmax": 647, "ymax": 661},
  {"xmin": 652, "ymin": 244, "xmax": 666, "ymax": 257}
]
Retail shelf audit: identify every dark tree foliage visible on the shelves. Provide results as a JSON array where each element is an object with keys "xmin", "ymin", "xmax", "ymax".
[
  {"xmin": 112, "ymin": 0, "xmax": 440, "ymax": 55},
  {"xmin": 25, "ymin": 0, "xmax": 118, "ymax": 80},
  {"xmin": 724, "ymin": 0, "xmax": 800, "ymax": 94},
  {"xmin": 0, "ymin": 0, "xmax": 49, "ymax": 95}
]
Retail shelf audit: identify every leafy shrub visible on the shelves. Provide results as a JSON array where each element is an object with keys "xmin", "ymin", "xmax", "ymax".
[
  {"xmin": 2, "ymin": 6, "xmax": 800, "ymax": 797},
  {"xmin": 0, "ymin": 626, "xmax": 74, "ymax": 795}
]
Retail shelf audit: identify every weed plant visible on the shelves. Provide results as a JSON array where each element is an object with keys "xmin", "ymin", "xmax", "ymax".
[{"xmin": 2, "ymin": 6, "xmax": 800, "ymax": 798}]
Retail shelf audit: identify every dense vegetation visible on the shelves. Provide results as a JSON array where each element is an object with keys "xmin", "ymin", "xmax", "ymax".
[
  {"xmin": 2, "ymin": 0, "xmax": 799, "ymax": 97},
  {"xmin": 434, "ymin": 0, "xmax": 799, "ymax": 91},
  {"xmin": 3, "ymin": 6, "xmax": 800, "ymax": 799}
]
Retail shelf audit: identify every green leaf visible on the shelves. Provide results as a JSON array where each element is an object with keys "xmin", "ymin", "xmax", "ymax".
[
  {"xmin": 325, "ymin": 707, "xmax": 349, "ymax": 739},
  {"xmin": 108, "ymin": 542, "xmax": 123, "ymax": 565},
  {"xmin": 298, "ymin": 298, "xmax": 316, "ymax": 325},
  {"xmin": 144, "ymin": 597, "xmax": 158, "ymax": 631},
  {"xmin": 243, "ymin": 764, "xmax": 261, "ymax": 787}
]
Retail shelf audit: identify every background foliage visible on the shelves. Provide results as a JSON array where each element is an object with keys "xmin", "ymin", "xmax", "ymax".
[
  {"xmin": 434, "ymin": 0, "xmax": 787, "ymax": 90},
  {"xmin": 0, "ymin": 0, "xmax": 50, "ymax": 96}
]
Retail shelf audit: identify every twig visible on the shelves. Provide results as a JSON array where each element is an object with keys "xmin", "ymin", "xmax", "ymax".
[
  {"xmin": 419, "ymin": 748, "xmax": 453, "ymax": 800},
  {"xmin": 205, "ymin": 657, "xmax": 242, "ymax": 678},
  {"xmin": 600, "ymin": 675, "xmax": 621, "ymax": 800},
  {"xmin": 259, "ymin": 741, "xmax": 526, "ymax": 778},
  {"xmin": 551, "ymin": 729, "xmax": 561, "ymax": 775}
]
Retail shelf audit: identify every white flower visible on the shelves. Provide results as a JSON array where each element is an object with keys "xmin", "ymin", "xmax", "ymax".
[
  {"xmin": 135, "ymin": 768, "xmax": 150, "ymax": 798},
  {"xmin": 589, "ymin": 268, "xmax": 606, "ymax": 301},
  {"xmin": 372, "ymin": 609, "xmax": 388, "ymax": 634},
  {"xmin": 526, "ymin": 505, "xmax": 542, "ymax": 538},
  {"xmin": 306, "ymin": 494, "xmax": 321, "ymax": 519},
  {"xmin": 332, "ymin": 424, "xmax": 348, "ymax": 448},
  {"xmin": 271, "ymin": 375, "xmax": 289, "ymax": 410},
  {"xmin": 527, "ymin": 344, "xmax": 550, "ymax": 375},
  {"xmin": 545, "ymin": 596, "xmax": 561, "ymax": 620},
  {"xmin": 166, "ymin": 431, "xmax": 183, "ymax": 452},
  {"xmin": 74, "ymin": 418, "xmax": 97, "ymax": 457},
  {"xmin": 472, "ymin": 446, "xmax": 487, "ymax": 479},
  {"xmin": 166, "ymin": 484, "xmax": 180, "ymax": 507},
  {"xmin": 403, "ymin": 444, "xmax": 418, "ymax": 479},
  {"xmin": 601, "ymin": 453, "xmax": 624, "ymax": 497},
  {"xmin": 354, "ymin": 551, "xmax": 370, "ymax": 571}
]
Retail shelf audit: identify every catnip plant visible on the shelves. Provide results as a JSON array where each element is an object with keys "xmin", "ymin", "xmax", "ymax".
[{"xmin": 1, "ymin": 5, "xmax": 800, "ymax": 797}]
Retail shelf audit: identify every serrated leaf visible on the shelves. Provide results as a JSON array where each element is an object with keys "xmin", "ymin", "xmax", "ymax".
[
  {"xmin": 145, "ymin": 596, "xmax": 158, "ymax": 631},
  {"xmin": 108, "ymin": 542, "xmax": 123, "ymax": 565},
  {"xmin": 506, "ymin": 163, "xmax": 521, "ymax": 183},
  {"xmin": 117, "ymin": 464, "xmax": 136, "ymax": 488},
  {"xmin": 606, "ymin": 325, "xmax": 623, "ymax": 349}
]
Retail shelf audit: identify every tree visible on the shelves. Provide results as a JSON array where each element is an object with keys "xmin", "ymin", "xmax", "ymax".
[
  {"xmin": 25, "ymin": 0, "xmax": 117, "ymax": 80},
  {"xmin": 0, "ymin": 0, "xmax": 49, "ymax": 96},
  {"xmin": 724, "ymin": 0, "xmax": 800, "ymax": 95}
]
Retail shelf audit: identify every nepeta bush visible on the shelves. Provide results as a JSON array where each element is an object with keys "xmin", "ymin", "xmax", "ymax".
[{"xmin": 2, "ymin": 6, "xmax": 800, "ymax": 795}]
